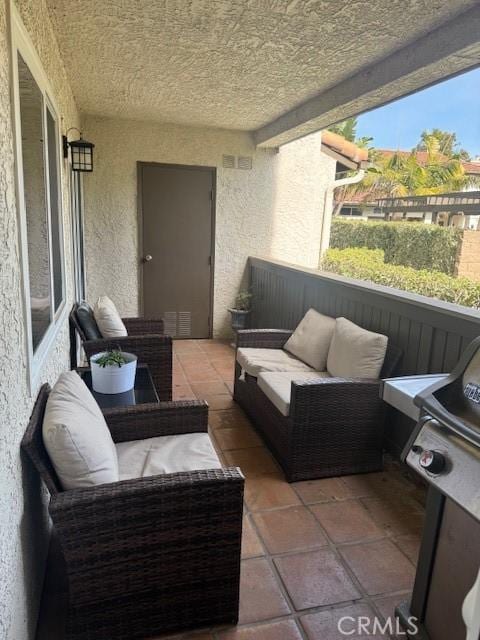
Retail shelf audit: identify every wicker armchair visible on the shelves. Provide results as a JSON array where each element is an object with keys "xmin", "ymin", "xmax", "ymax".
[
  {"xmin": 70, "ymin": 303, "xmax": 172, "ymax": 401},
  {"xmin": 22, "ymin": 385, "xmax": 244, "ymax": 640},
  {"xmin": 234, "ymin": 329, "xmax": 402, "ymax": 482}
]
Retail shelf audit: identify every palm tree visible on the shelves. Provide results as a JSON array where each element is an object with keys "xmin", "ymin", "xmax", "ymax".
[
  {"xmin": 367, "ymin": 135, "xmax": 470, "ymax": 198},
  {"xmin": 330, "ymin": 126, "xmax": 474, "ymax": 216},
  {"xmin": 416, "ymin": 128, "xmax": 471, "ymax": 161}
]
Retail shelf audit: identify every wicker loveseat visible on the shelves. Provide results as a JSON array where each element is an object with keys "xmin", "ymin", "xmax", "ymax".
[
  {"xmin": 70, "ymin": 302, "xmax": 172, "ymax": 400},
  {"xmin": 22, "ymin": 385, "xmax": 244, "ymax": 640},
  {"xmin": 234, "ymin": 322, "xmax": 402, "ymax": 482}
]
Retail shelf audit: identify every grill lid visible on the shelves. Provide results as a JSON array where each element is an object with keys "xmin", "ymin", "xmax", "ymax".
[{"xmin": 413, "ymin": 336, "xmax": 480, "ymax": 450}]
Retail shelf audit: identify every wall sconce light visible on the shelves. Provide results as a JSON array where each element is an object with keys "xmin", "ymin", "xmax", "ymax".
[{"xmin": 62, "ymin": 127, "xmax": 95, "ymax": 172}]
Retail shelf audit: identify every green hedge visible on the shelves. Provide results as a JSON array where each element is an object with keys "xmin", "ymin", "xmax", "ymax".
[
  {"xmin": 330, "ymin": 219, "xmax": 462, "ymax": 275},
  {"xmin": 321, "ymin": 247, "xmax": 480, "ymax": 309}
]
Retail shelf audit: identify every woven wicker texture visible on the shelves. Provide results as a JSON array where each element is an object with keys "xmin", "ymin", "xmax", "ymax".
[
  {"xmin": 21, "ymin": 386, "xmax": 244, "ymax": 639},
  {"xmin": 70, "ymin": 304, "xmax": 172, "ymax": 401},
  {"xmin": 234, "ymin": 329, "xmax": 402, "ymax": 481}
]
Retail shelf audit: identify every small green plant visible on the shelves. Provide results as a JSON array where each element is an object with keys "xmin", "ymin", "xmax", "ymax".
[
  {"xmin": 234, "ymin": 290, "xmax": 252, "ymax": 311},
  {"xmin": 95, "ymin": 349, "xmax": 128, "ymax": 368}
]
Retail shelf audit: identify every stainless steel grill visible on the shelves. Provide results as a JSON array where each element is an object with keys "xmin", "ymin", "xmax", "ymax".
[
  {"xmin": 405, "ymin": 340, "xmax": 480, "ymax": 521},
  {"xmin": 397, "ymin": 337, "xmax": 480, "ymax": 640}
]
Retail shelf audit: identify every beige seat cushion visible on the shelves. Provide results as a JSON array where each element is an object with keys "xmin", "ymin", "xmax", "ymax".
[
  {"xmin": 327, "ymin": 317, "xmax": 388, "ymax": 379},
  {"xmin": 284, "ymin": 309, "xmax": 336, "ymax": 370},
  {"xmin": 236, "ymin": 347, "xmax": 315, "ymax": 378},
  {"xmin": 94, "ymin": 295, "xmax": 127, "ymax": 338},
  {"xmin": 257, "ymin": 371, "xmax": 331, "ymax": 416},
  {"xmin": 43, "ymin": 371, "xmax": 119, "ymax": 490},
  {"xmin": 116, "ymin": 432, "xmax": 222, "ymax": 480}
]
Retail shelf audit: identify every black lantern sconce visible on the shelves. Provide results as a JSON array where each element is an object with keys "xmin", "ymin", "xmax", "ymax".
[{"xmin": 63, "ymin": 127, "xmax": 95, "ymax": 172}]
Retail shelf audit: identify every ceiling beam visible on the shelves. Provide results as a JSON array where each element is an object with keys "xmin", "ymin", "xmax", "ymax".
[{"xmin": 254, "ymin": 5, "xmax": 480, "ymax": 148}]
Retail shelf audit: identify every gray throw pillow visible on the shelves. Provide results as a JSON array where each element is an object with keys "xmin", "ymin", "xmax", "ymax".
[{"xmin": 284, "ymin": 309, "xmax": 336, "ymax": 371}]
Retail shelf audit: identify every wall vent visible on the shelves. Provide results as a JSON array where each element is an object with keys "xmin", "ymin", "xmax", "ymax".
[
  {"xmin": 222, "ymin": 154, "xmax": 235, "ymax": 169},
  {"xmin": 178, "ymin": 312, "xmax": 192, "ymax": 337},
  {"xmin": 237, "ymin": 156, "xmax": 253, "ymax": 170},
  {"xmin": 162, "ymin": 311, "xmax": 192, "ymax": 337},
  {"xmin": 163, "ymin": 312, "xmax": 177, "ymax": 337}
]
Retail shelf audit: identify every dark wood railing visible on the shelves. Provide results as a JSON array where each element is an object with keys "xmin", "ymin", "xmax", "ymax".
[{"xmin": 248, "ymin": 256, "xmax": 480, "ymax": 455}]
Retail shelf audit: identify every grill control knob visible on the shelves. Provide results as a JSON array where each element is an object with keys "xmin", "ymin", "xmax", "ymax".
[{"xmin": 419, "ymin": 450, "xmax": 445, "ymax": 474}]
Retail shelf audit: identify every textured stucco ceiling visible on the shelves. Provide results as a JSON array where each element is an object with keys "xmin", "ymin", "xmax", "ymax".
[{"xmin": 46, "ymin": 0, "xmax": 478, "ymax": 132}]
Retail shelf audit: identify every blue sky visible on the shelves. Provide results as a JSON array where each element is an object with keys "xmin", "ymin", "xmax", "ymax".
[{"xmin": 355, "ymin": 67, "xmax": 480, "ymax": 157}]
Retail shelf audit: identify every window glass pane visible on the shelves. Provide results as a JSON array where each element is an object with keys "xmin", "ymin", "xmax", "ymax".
[
  {"xmin": 46, "ymin": 107, "xmax": 63, "ymax": 311},
  {"xmin": 18, "ymin": 53, "xmax": 51, "ymax": 351}
]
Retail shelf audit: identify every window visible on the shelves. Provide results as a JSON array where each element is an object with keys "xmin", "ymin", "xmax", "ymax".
[
  {"xmin": 46, "ymin": 106, "xmax": 64, "ymax": 313},
  {"xmin": 18, "ymin": 53, "xmax": 51, "ymax": 350},
  {"xmin": 340, "ymin": 206, "xmax": 362, "ymax": 217},
  {"xmin": 12, "ymin": 8, "xmax": 66, "ymax": 382}
]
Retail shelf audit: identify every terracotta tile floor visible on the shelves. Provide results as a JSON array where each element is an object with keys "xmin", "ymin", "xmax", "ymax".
[
  {"xmin": 38, "ymin": 339, "xmax": 426, "ymax": 640},
  {"xmin": 162, "ymin": 339, "xmax": 426, "ymax": 640}
]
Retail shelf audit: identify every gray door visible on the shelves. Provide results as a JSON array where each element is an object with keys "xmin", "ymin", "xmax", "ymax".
[{"xmin": 139, "ymin": 163, "xmax": 215, "ymax": 339}]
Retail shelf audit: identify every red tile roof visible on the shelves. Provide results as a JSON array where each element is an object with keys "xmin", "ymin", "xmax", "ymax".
[
  {"xmin": 322, "ymin": 131, "xmax": 369, "ymax": 164},
  {"xmin": 377, "ymin": 149, "xmax": 434, "ymax": 164},
  {"xmin": 462, "ymin": 161, "xmax": 480, "ymax": 175},
  {"xmin": 342, "ymin": 191, "xmax": 377, "ymax": 204},
  {"xmin": 377, "ymin": 149, "xmax": 480, "ymax": 175}
]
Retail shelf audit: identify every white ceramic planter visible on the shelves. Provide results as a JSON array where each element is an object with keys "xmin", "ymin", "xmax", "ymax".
[{"xmin": 90, "ymin": 352, "xmax": 137, "ymax": 394}]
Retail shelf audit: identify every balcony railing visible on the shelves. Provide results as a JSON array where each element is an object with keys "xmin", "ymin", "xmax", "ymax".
[
  {"xmin": 248, "ymin": 256, "xmax": 480, "ymax": 454},
  {"xmin": 375, "ymin": 190, "xmax": 480, "ymax": 213}
]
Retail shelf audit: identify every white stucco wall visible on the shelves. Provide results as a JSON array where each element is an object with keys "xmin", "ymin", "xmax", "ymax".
[
  {"xmin": 0, "ymin": 2, "xmax": 79, "ymax": 639},
  {"xmin": 82, "ymin": 117, "xmax": 334, "ymax": 336},
  {"xmin": 271, "ymin": 134, "xmax": 336, "ymax": 268}
]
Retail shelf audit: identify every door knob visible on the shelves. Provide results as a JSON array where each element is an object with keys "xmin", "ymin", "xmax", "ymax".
[{"xmin": 144, "ymin": 254, "xmax": 153, "ymax": 262}]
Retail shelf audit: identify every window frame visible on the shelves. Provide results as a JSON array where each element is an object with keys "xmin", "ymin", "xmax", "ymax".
[
  {"xmin": 70, "ymin": 170, "xmax": 86, "ymax": 303},
  {"xmin": 45, "ymin": 95, "xmax": 66, "ymax": 314},
  {"xmin": 10, "ymin": 4, "xmax": 67, "ymax": 391}
]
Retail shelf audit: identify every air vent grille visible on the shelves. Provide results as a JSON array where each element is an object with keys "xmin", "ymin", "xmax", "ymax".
[
  {"xmin": 163, "ymin": 312, "xmax": 177, "ymax": 337},
  {"xmin": 162, "ymin": 311, "xmax": 192, "ymax": 338},
  {"xmin": 238, "ymin": 156, "xmax": 253, "ymax": 170},
  {"xmin": 178, "ymin": 312, "xmax": 192, "ymax": 337},
  {"xmin": 222, "ymin": 154, "xmax": 235, "ymax": 169}
]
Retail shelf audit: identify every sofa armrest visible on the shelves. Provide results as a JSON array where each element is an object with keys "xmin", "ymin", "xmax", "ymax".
[
  {"xmin": 291, "ymin": 377, "xmax": 383, "ymax": 420},
  {"xmin": 103, "ymin": 400, "xmax": 209, "ymax": 442},
  {"xmin": 122, "ymin": 317, "xmax": 164, "ymax": 336},
  {"xmin": 236, "ymin": 329, "xmax": 293, "ymax": 349},
  {"xmin": 49, "ymin": 468, "xmax": 244, "ymax": 607},
  {"xmin": 83, "ymin": 334, "xmax": 172, "ymax": 401},
  {"xmin": 51, "ymin": 468, "xmax": 244, "ymax": 515}
]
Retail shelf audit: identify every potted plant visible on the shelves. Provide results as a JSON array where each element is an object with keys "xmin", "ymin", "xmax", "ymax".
[
  {"xmin": 228, "ymin": 290, "xmax": 252, "ymax": 332},
  {"xmin": 90, "ymin": 349, "xmax": 137, "ymax": 394}
]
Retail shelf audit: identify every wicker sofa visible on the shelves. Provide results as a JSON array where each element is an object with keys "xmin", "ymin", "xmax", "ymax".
[
  {"xmin": 70, "ymin": 302, "xmax": 172, "ymax": 401},
  {"xmin": 22, "ymin": 385, "xmax": 244, "ymax": 640},
  {"xmin": 234, "ymin": 326, "xmax": 402, "ymax": 482}
]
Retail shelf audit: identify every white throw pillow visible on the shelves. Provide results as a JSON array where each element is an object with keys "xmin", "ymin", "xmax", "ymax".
[
  {"xmin": 42, "ymin": 371, "xmax": 119, "ymax": 490},
  {"xmin": 327, "ymin": 317, "xmax": 388, "ymax": 379},
  {"xmin": 284, "ymin": 309, "xmax": 336, "ymax": 371},
  {"xmin": 94, "ymin": 295, "xmax": 127, "ymax": 338}
]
